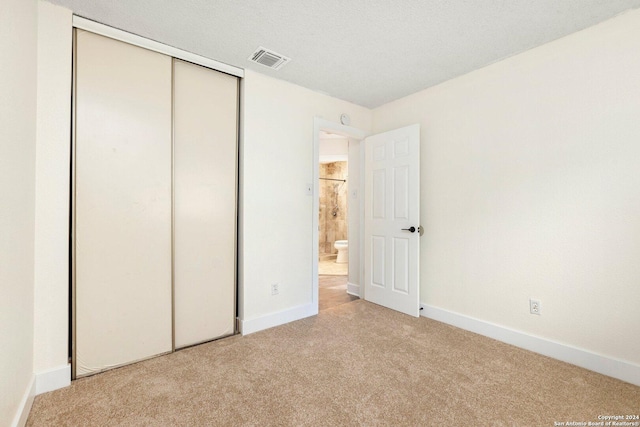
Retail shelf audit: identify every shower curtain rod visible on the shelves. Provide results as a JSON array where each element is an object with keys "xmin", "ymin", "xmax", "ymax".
[{"xmin": 319, "ymin": 177, "xmax": 346, "ymax": 182}]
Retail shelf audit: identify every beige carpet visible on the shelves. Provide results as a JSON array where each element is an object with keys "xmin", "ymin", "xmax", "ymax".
[{"xmin": 28, "ymin": 300, "xmax": 639, "ymax": 426}]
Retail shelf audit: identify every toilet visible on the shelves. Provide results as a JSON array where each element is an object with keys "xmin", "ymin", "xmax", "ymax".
[{"xmin": 334, "ymin": 240, "xmax": 348, "ymax": 263}]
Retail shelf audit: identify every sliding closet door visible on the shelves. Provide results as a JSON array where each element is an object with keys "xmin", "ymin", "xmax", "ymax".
[
  {"xmin": 173, "ymin": 59, "xmax": 238, "ymax": 348},
  {"xmin": 74, "ymin": 30, "xmax": 172, "ymax": 377}
]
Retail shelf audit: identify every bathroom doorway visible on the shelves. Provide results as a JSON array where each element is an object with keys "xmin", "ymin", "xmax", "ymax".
[
  {"xmin": 312, "ymin": 117, "xmax": 368, "ymax": 313},
  {"xmin": 312, "ymin": 118, "xmax": 367, "ymax": 313},
  {"xmin": 318, "ymin": 132, "xmax": 356, "ymax": 310},
  {"xmin": 318, "ymin": 132, "xmax": 348, "ymax": 272}
]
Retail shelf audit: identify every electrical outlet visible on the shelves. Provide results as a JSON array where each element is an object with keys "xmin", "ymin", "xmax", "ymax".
[
  {"xmin": 529, "ymin": 299, "xmax": 541, "ymax": 315},
  {"xmin": 271, "ymin": 283, "xmax": 279, "ymax": 295}
]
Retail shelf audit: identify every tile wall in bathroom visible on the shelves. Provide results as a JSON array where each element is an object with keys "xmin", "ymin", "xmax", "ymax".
[{"xmin": 319, "ymin": 161, "xmax": 348, "ymax": 256}]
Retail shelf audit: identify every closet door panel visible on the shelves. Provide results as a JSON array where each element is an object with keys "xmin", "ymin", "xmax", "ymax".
[
  {"xmin": 174, "ymin": 59, "xmax": 238, "ymax": 348},
  {"xmin": 74, "ymin": 30, "xmax": 173, "ymax": 376}
]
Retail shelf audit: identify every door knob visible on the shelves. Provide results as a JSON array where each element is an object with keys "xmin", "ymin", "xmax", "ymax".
[{"xmin": 401, "ymin": 226, "xmax": 416, "ymax": 233}]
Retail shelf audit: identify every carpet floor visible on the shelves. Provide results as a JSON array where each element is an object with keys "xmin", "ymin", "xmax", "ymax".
[{"xmin": 28, "ymin": 300, "xmax": 639, "ymax": 426}]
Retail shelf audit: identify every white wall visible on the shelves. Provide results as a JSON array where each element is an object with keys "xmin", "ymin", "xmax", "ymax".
[
  {"xmin": 319, "ymin": 137, "xmax": 348, "ymax": 162},
  {"xmin": 34, "ymin": 0, "xmax": 72, "ymax": 381},
  {"xmin": 0, "ymin": 0, "xmax": 38, "ymax": 424},
  {"xmin": 373, "ymin": 9, "xmax": 640, "ymax": 368},
  {"xmin": 240, "ymin": 70, "xmax": 371, "ymax": 328}
]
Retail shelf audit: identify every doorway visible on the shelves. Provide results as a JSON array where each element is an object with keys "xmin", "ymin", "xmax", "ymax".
[
  {"xmin": 318, "ymin": 132, "xmax": 355, "ymax": 310},
  {"xmin": 312, "ymin": 118, "xmax": 367, "ymax": 313}
]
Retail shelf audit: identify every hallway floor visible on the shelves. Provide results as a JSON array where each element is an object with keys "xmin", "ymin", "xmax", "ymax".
[
  {"xmin": 319, "ymin": 275, "xmax": 358, "ymax": 311},
  {"xmin": 318, "ymin": 257, "xmax": 348, "ymax": 275}
]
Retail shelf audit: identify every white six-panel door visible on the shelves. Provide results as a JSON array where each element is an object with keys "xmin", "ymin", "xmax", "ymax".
[
  {"xmin": 74, "ymin": 30, "xmax": 173, "ymax": 377},
  {"xmin": 173, "ymin": 59, "xmax": 238, "ymax": 348},
  {"xmin": 364, "ymin": 124, "xmax": 421, "ymax": 317}
]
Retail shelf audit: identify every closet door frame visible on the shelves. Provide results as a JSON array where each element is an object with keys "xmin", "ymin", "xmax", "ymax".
[
  {"xmin": 72, "ymin": 16, "xmax": 244, "ymax": 78},
  {"xmin": 70, "ymin": 21, "xmax": 242, "ymax": 379}
]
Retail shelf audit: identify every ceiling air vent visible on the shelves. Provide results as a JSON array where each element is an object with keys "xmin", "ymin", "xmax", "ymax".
[{"xmin": 248, "ymin": 47, "xmax": 290, "ymax": 70}]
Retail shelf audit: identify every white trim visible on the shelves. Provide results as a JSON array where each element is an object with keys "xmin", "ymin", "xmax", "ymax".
[
  {"xmin": 35, "ymin": 364, "xmax": 71, "ymax": 395},
  {"xmin": 240, "ymin": 303, "xmax": 317, "ymax": 335},
  {"xmin": 72, "ymin": 16, "xmax": 244, "ymax": 78},
  {"xmin": 421, "ymin": 304, "xmax": 640, "ymax": 387},
  {"xmin": 347, "ymin": 282, "xmax": 360, "ymax": 297},
  {"xmin": 11, "ymin": 375, "xmax": 35, "ymax": 427},
  {"xmin": 358, "ymin": 138, "xmax": 366, "ymax": 300},
  {"xmin": 312, "ymin": 117, "xmax": 368, "ymax": 314}
]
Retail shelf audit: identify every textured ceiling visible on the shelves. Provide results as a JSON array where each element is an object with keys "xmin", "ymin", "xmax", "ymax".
[{"xmin": 48, "ymin": 0, "xmax": 640, "ymax": 108}]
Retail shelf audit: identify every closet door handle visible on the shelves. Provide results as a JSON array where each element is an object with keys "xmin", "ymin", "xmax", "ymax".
[{"xmin": 401, "ymin": 226, "xmax": 416, "ymax": 233}]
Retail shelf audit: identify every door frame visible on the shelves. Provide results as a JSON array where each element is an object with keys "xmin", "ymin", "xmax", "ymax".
[{"xmin": 312, "ymin": 117, "xmax": 367, "ymax": 313}]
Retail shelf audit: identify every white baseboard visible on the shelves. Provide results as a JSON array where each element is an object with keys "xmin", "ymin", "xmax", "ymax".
[
  {"xmin": 421, "ymin": 304, "xmax": 640, "ymax": 387},
  {"xmin": 11, "ymin": 375, "xmax": 35, "ymax": 427},
  {"xmin": 240, "ymin": 303, "xmax": 317, "ymax": 335},
  {"xmin": 36, "ymin": 364, "xmax": 71, "ymax": 395},
  {"xmin": 347, "ymin": 282, "xmax": 360, "ymax": 297}
]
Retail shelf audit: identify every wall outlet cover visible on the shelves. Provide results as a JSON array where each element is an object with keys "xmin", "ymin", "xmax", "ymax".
[{"xmin": 530, "ymin": 298, "xmax": 541, "ymax": 315}]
